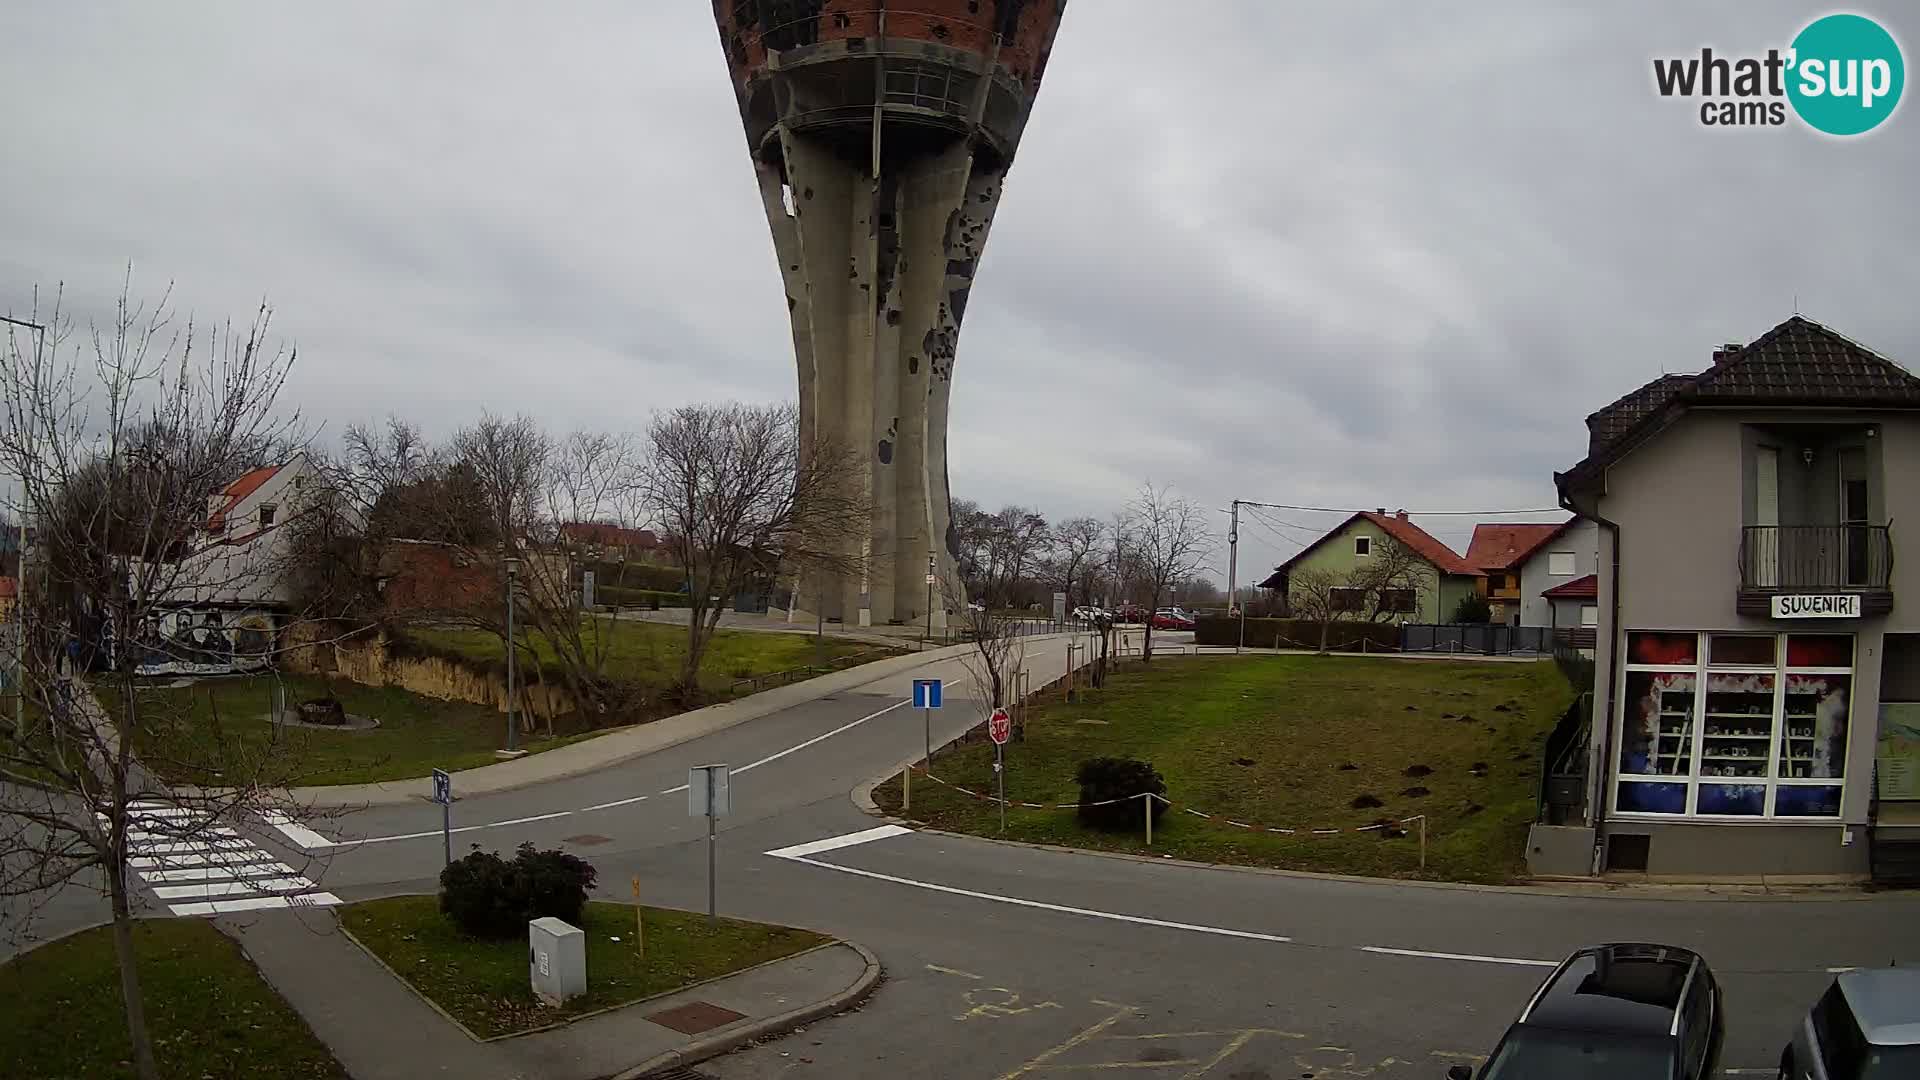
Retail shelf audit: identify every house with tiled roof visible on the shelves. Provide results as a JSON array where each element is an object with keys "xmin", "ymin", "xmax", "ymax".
[
  {"xmin": 1542, "ymin": 315, "xmax": 1920, "ymax": 883},
  {"xmin": 1257, "ymin": 510, "xmax": 1483, "ymax": 624}
]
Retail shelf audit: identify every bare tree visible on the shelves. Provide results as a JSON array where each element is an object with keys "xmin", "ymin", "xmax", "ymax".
[
  {"xmin": 1284, "ymin": 565, "xmax": 1357, "ymax": 652},
  {"xmin": 1348, "ymin": 537, "xmax": 1435, "ymax": 623},
  {"xmin": 948, "ymin": 587, "xmax": 1028, "ymax": 738},
  {"xmin": 0, "ymin": 279, "xmax": 325, "ymax": 1080},
  {"xmin": 1120, "ymin": 483, "xmax": 1213, "ymax": 664},
  {"xmin": 639, "ymin": 402, "xmax": 866, "ymax": 700},
  {"xmin": 1047, "ymin": 516, "xmax": 1104, "ymax": 611}
]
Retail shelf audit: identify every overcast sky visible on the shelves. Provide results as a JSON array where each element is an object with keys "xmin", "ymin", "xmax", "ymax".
[{"xmin": 3, "ymin": 2, "xmax": 1914, "ymax": 582}]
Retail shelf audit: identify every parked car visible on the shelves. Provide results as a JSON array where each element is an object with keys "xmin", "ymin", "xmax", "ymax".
[
  {"xmin": 1111, "ymin": 605, "xmax": 1145, "ymax": 623},
  {"xmin": 1449, "ymin": 943, "xmax": 1722, "ymax": 1080},
  {"xmin": 1779, "ymin": 967, "xmax": 1920, "ymax": 1079},
  {"xmin": 1149, "ymin": 610, "xmax": 1194, "ymax": 630},
  {"xmin": 1072, "ymin": 606, "xmax": 1108, "ymax": 623}
]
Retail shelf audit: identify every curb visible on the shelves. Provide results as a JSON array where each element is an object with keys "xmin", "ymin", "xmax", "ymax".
[
  {"xmin": 608, "ymin": 940, "xmax": 883, "ymax": 1080},
  {"xmin": 851, "ymin": 764, "xmax": 1880, "ymax": 903},
  {"xmin": 279, "ymin": 637, "xmax": 1074, "ymax": 808}
]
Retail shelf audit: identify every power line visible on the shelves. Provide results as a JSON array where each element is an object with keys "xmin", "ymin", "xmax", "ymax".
[{"xmin": 1237, "ymin": 498, "xmax": 1565, "ymax": 517}]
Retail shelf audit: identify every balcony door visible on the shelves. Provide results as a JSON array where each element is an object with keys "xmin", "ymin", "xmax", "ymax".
[
  {"xmin": 1840, "ymin": 447, "xmax": 1869, "ymax": 586},
  {"xmin": 1755, "ymin": 446, "xmax": 1779, "ymax": 587}
]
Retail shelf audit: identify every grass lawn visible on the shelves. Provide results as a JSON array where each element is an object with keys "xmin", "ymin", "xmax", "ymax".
[
  {"xmin": 341, "ymin": 896, "xmax": 829, "ymax": 1038},
  {"xmin": 0, "ymin": 919, "xmax": 344, "ymax": 1080},
  {"xmin": 104, "ymin": 675, "xmax": 607, "ymax": 787},
  {"xmin": 876, "ymin": 654, "xmax": 1575, "ymax": 884},
  {"xmin": 407, "ymin": 617, "xmax": 892, "ymax": 699}
]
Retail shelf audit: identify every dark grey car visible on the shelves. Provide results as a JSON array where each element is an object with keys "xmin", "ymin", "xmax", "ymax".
[{"xmin": 1779, "ymin": 967, "xmax": 1920, "ymax": 1079}]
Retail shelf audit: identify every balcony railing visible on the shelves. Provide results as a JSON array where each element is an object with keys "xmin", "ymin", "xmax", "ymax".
[{"xmin": 1739, "ymin": 525, "xmax": 1893, "ymax": 591}]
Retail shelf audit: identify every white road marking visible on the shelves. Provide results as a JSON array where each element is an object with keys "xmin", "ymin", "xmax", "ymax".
[
  {"xmin": 1827, "ymin": 966, "xmax": 1858, "ymax": 973},
  {"xmin": 332, "ymin": 810, "xmax": 575, "ymax": 848},
  {"xmin": 580, "ymin": 795, "xmax": 649, "ymax": 812},
  {"xmin": 168, "ymin": 892, "xmax": 342, "ymax": 916},
  {"xmin": 315, "ymin": 699, "xmax": 914, "ymax": 846},
  {"xmin": 114, "ymin": 801, "xmax": 339, "ymax": 915},
  {"xmin": 736, "ymin": 700, "xmax": 909, "ymax": 774},
  {"xmin": 765, "ymin": 825, "xmax": 913, "ymax": 860},
  {"xmin": 129, "ymin": 827, "xmax": 238, "ymax": 843},
  {"xmin": 1357, "ymin": 946, "xmax": 1558, "ymax": 968},
  {"xmin": 133, "ymin": 849, "xmax": 276, "ymax": 870},
  {"xmin": 127, "ymin": 839, "xmax": 253, "ymax": 856},
  {"xmin": 138, "ymin": 862, "xmax": 295, "ymax": 883},
  {"xmin": 152, "ymin": 876, "xmax": 314, "ymax": 900},
  {"xmin": 772, "ymin": 853, "xmax": 1293, "ymax": 943},
  {"xmin": 262, "ymin": 811, "xmax": 338, "ymax": 851}
]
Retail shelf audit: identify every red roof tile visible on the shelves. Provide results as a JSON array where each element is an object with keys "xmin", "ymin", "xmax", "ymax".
[
  {"xmin": 1465, "ymin": 521, "xmax": 1574, "ymax": 572},
  {"xmin": 1359, "ymin": 512, "xmax": 1480, "ymax": 576},
  {"xmin": 1541, "ymin": 574, "xmax": 1598, "ymax": 600},
  {"xmin": 0, "ymin": 576, "xmax": 16, "ymax": 599},
  {"xmin": 207, "ymin": 464, "xmax": 282, "ymax": 530}
]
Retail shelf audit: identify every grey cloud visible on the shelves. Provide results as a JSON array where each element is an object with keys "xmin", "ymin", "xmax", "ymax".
[{"xmin": 4, "ymin": 1, "xmax": 1916, "ymax": 583}]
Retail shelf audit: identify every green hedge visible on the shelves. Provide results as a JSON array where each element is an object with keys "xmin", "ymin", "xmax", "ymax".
[
  {"xmin": 584, "ymin": 561, "xmax": 687, "ymax": 593},
  {"xmin": 1194, "ymin": 616, "xmax": 1401, "ymax": 651},
  {"xmin": 595, "ymin": 584, "xmax": 689, "ymax": 609}
]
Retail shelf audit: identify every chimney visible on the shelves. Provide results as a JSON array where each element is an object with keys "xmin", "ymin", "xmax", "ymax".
[
  {"xmin": 1374, "ymin": 507, "xmax": 1387, "ymax": 515},
  {"xmin": 1395, "ymin": 509, "xmax": 1410, "ymax": 522},
  {"xmin": 1712, "ymin": 342, "xmax": 1742, "ymax": 366}
]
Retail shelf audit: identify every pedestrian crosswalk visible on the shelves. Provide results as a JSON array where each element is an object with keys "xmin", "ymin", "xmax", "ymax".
[{"xmin": 104, "ymin": 801, "xmax": 341, "ymax": 916}]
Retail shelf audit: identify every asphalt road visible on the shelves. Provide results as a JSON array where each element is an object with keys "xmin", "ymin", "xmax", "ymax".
[{"xmin": 13, "ymin": 631, "xmax": 1918, "ymax": 1078}]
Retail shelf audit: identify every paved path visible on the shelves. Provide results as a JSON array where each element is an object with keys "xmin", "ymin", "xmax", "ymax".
[{"xmin": 220, "ymin": 905, "xmax": 872, "ymax": 1080}]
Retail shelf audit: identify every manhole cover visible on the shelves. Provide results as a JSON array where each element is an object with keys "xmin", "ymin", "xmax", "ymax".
[
  {"xmin": 647, "ymin": 1001, "xmax": 746, "ymax": 1035},
  {"xmin": 562, "ymin": 834, "xmax": 611, "ymax": 846},
  {"xmin": 640, "ymin": 1068, "xmax": 714, "ymax": 1080}
]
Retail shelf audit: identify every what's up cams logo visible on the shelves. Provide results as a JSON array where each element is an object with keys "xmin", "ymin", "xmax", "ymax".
[{"xmin": 1654, "ymin": 12, "xmax": 1904, "ymax": 135}]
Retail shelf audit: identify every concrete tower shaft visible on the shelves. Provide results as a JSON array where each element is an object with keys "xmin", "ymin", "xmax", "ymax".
[{"xmin": 713, "ymin": 3, "xmax": 1067, "ymax": 627}]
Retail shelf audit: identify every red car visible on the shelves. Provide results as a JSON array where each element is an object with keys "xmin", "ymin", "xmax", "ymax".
[{"xmin": 1150, "ymin": 611, "xmax": 1194, "ymax": 630}]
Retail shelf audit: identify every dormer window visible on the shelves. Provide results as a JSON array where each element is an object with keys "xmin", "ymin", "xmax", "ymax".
[{"xmin": 259, "ymin": 504, "xmax": 277, "ymax": 528}]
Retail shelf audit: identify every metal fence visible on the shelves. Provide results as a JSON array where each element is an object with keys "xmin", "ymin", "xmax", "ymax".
[{"xmin": 1398, "ymin": 624, "xmax": 1555, "ymax": 656}]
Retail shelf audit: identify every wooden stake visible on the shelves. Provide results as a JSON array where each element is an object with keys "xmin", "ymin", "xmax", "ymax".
[
  {"xmin": 1144, "ymin": 793, "xmax": 1153, "ymax": 846},
  {"xmin": 1418, "ymin": 816, "xmax": 1427, "ymax": 870},
  {"xmin": 641, "ymin": 868, "xmax": 656, "ymax": 953}
]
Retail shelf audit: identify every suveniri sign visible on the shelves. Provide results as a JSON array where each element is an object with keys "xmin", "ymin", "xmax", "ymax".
[{"xmin": 1770, "ymin": 594, "xmax": 1863, "ymax": 619}]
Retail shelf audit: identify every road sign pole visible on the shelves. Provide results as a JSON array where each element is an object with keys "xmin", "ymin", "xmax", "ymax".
[
  {"xmin": 442, "ymin": 800, "xmax": 451, "ymax": 866},
  {"xmin": 706, "ymin": 808, "xmax": 717, "ymax": 924},
  {"xmin": 996, "ymin": 741, "xmax": 1006, "ymax": 833},
  {"xmin": 902, "ymin": 752, "xmax": 910, "ymax": 811}
]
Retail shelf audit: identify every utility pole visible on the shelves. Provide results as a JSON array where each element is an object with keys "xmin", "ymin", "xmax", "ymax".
[
  {"xmin": 2, "ymin": 315, "xmax": 46, "ymax": 736},
  {"xmin": 504, "ymin": 556, "xmax": 520, "ymax": 753},
  {"xmin": 1226, "ymin": 500, "xmax": 1242, "ymax": 654}
]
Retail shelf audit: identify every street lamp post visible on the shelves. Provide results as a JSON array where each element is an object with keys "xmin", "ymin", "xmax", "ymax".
[
  {"xmin": 504, "ymin": 556, "xmax": 520, "ymax": 753},
  {"xmin": 2, "ymin": 315, "xmax": 47, "ymax": 737},
  {"xmin": 924, "ymin": 551, "xmax": 935, "ymax": 644}
]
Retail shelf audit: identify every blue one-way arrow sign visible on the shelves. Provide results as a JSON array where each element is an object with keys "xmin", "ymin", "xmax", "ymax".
[{"xmin": 912, "ymin": 678, "xmax": 942, "ymax": 709}]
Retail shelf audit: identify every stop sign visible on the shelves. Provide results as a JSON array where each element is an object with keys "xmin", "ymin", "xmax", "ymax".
[{"xmin": 988, "ymin": 707, "xmax": 1011, "ymax": 745}]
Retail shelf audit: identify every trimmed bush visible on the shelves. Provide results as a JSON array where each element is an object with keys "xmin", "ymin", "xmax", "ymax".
[
  {"xmin": 1074, "ymin": 757, "xmax": 1168, "ymax": 832},
  {"xmin": 1193, "ymin": 616, "xmax": 1400, "ymax": 652},
  {"xmin": 1450, "ymin": 593, "xmax": 1492, "ymax": 624},
  {"xmin": 438, "ymin": 842, "xmax": 598, "ymax": 938}
]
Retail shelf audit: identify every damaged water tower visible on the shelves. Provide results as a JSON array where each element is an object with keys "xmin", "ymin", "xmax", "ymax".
[{"xmin": 712, "ymin": 2, "xmax": 1068, "ymax": 627}]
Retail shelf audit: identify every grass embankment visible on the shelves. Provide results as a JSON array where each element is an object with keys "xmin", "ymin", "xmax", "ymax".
[
  {"xmin": 341, "ymin": 896, "xmax": 828, "ymax": 1038},
  {"xmin": 107, "ymin": 620, "xmax": 896, "ymax": 787},
  {"xmin": 0, "ymin": 920, "xmax": 345, "ymax": 1079},
  {"xmin": 876, "ymin": 654, "xmax": 1574, "ymax": 883},
  {"xmin": 406, "ymin": 616, "xmax": 892, "ymax": 699},
  {"xmin": 107, "ymin": 675, "xmax": 605, "ymax": 787}
]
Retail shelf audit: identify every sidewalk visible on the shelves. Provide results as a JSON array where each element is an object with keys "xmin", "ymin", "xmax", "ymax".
[
  {"xmin": 221, "ymin": 907, "xmax": 878, "ymax": 1080},
  {"xmin": 289, "ymin": 632, "xmax": 1083, "ymax": 808}
]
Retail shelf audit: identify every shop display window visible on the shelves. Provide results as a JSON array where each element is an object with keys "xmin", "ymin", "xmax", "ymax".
[{"xmin": 1615, "ymin": 631, "xmax": 1853, "ymax": 820}]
